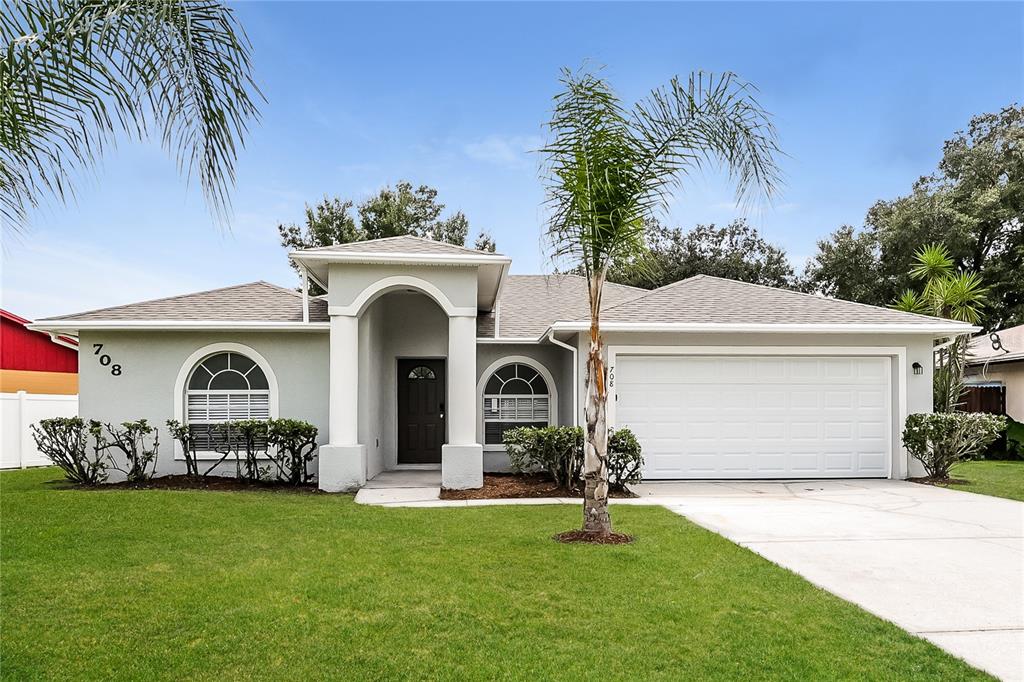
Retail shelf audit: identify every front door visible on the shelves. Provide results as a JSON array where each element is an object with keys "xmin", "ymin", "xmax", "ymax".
[{"xmin": 397, "ymin": 359, "xmax": 446, "ymax": 464}]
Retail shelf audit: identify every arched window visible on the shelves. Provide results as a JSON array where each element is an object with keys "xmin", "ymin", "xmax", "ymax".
[
  {"xmin": 482, "ymin": 362, "xmax": 550, "ymax": 445},
  {"xmin": 186, "ymin": 351, "xmax": 271, "ymax": 449}
]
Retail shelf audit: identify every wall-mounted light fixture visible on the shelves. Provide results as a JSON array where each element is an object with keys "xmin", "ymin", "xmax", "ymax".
[{"xmin": 912, "ymin": 362, "xmax": 923, "ymax": 375}]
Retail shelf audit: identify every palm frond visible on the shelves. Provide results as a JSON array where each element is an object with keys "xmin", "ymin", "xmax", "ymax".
[
  {"xmin": 1, "ymin": 0, "xmax": 262, "ymax": 232},
  {"xmin": 891, "ymin": 289, "xmax": 928, "ymax": 315},
  {"xmin": 909, "ymin": 243, "xmax": 954, "ymax": 282}
]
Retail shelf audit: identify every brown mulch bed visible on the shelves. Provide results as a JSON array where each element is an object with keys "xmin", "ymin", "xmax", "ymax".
[
  {"xmin": 553, "ymin": 529, "xmax": 635, "ymax": 545},
  {"xmin": 439, "ymin": 473, "xmax": 633, "ymax": 500},
  {"xmin": 908, "ymin": 476, "xmax": 970, "ymax": 486},
  {"xmin": 101, "ymin": 475, "xmax": 320, "ymax": 494}
]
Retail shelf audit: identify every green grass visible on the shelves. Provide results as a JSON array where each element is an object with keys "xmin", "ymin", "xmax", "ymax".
[
  {"xmin": 1, "ymin": 468, "xmax": 987, "ymax": 680},
  {"xmin": 945, "ymin": 459, "xmax": 1024, "ymax": 501}
]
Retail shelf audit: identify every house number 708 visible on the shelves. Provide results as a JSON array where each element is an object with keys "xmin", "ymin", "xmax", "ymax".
[{"xmin": 92, "ymin": 344, "xmax": 123, "ymax": 376}]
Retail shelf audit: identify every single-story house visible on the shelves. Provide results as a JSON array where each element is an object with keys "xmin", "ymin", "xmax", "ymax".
[
  {"xmin": 32, "ymin": 235, "xmax": 974, "ymax": 490},
  {"xmin": 966, "ymin": 324, "xmax": 1024, "ymax": 420}
]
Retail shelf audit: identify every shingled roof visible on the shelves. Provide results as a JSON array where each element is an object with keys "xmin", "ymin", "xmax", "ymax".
[
  {"xmin": 39, "ymin": 282, "xmax": 327, "ymax": 323},
  {"xmin": 569, "ymin": 275, "xmax": 962, "ymax": 327},
  {"xmin": 477, "ymin": 274, "xmax": 647, "ymax": 338},
  {"xmin": 294, "ymin": 234, "xmax": 503, "ymax": 258}
]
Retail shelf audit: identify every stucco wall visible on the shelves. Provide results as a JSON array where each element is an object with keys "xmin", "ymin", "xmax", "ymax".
[
  {"xmin": 327, "ymin": 263, "xmax": 478, "ymax": 311},
  {"xmin": 967, "ymin": 362, "xmax": 1024, "ymax": 421},
  {"xmin": 475, "ymin": 342, "xmax": 573, "ymax": 471},
  {"xmin": 571, "ymin": 331, "xmax": 937, "ymax": 479},
  {"xmin": 78, "ymin": 331, "xmax": 329, "ymax": 479}
]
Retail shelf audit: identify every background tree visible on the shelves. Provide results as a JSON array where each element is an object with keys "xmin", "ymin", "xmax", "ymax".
[
  {"xmin": 802, "ymin": 105, "xmax": 1023, "ymax": 330},
  {"xmin": 1, "ymin": 0, "xmax": 262, "ymax": 232},
  {"xmin": 542, "ymin": 67, "xmax": 780, "ymax": 537},
  {"xmin": 608, "ymin": 218, "xmax": 794, "ymax": 289},
  {"xmin": 278, "ymin": 182, "xmax": 493, "ymax": 294}
]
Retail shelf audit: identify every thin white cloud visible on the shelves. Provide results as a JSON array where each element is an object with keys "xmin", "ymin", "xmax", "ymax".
[
  {"xmin": 1, "ymin": 234, "xmax": 214, "ymax": 320},
  {"xmin": 463, "ymin": 134, "xmax": 543, "ymax": 169}
]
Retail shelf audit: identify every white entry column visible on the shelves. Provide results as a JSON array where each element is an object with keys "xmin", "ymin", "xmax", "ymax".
[
  {"xmin": 318, "ymin": 314, "xmax": 366, "ymax": 491},
  {"xmin": 442, "ymin": 314, "xmax": 483, "ymax": 489}
]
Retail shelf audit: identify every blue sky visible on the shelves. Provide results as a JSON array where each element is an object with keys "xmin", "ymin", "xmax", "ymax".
[{"xmin": 3, "ymin": 1, "xmax": 1021, "ymax": 319}]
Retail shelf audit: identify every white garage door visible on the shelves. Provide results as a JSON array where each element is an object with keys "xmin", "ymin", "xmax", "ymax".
[{"xmin": 614, "ymin": 355, "xmax": 892, "ymax": 479}]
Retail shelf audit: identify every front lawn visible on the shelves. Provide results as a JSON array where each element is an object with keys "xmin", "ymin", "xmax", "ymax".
[
  {"xmin": 945, "ymin": 459, "xmax": 1024, "ymax": 502},
  {"xmin": 1, "ymin": 468, "xmax": 986, "ymax": 680}
]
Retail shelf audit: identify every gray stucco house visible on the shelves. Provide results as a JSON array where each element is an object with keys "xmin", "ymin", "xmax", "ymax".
[{"xmin": 33, "ymin": 235, "xmax": 973, "ymax": 490}]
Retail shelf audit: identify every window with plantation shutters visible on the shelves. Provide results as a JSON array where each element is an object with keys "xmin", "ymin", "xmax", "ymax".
[
  {"xmin": 482, "ymin": 363, "xmax": 551, "ymax": 445},
  {"xmin": 185, "ymin": 352, "xmax": 271, "ymax": 450}
]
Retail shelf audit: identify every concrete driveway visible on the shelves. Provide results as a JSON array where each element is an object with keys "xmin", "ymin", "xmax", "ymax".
[{"xmin": 631, "ymin": 479, "xmax": 1024, "ymax": 681}]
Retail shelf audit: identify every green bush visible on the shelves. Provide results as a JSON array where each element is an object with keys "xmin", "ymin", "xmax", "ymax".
[
  {"xmin": 1003, "ymin": 418, "xmax": 1024, "ymax": 460},
  {"xmin": 265, "ymin": 418, "xmax": 319, "ymax": 485},
  {"xmin": 504, "ymin": 425, "xmax": 583, "ymax": 491},
  {"xmin": 31, "ymin": 417, "xmax": 108, "ymax": 484},
  {"xmin": 91, "ymin": 419, "xmax": 160, "ymax": 483},
  {"xmin": 902, "ymin": 412, "xmax": 1007, "ymax": 479},
  {"xmin": 503, "ymin": 425, "xmax": 645, "ymax": 492},
  {"xmin": 165, "ymin": 419, "xmax": 201, "ymax": 477},
  {"xmin": 608, "ymin": 428, "xmax": 644, "ymax": 490},
  {"xmin": 211, "ymin": 419, "xmax": 269, "ymax": 481}
]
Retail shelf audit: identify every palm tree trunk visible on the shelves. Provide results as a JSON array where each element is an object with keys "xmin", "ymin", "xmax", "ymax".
[{"xmin": 582, "ymin": 271, "xmax": 611, "ymax": 534}]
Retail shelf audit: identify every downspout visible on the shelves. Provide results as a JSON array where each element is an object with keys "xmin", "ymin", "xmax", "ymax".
[{"xmin": 546, "ymin": 330, "xmax": 579, "ymax": 428}]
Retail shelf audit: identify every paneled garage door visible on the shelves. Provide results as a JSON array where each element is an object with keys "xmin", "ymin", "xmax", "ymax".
[{"xmin": 614, "ymin": 355, "xmax": 892, "ymax": 479}]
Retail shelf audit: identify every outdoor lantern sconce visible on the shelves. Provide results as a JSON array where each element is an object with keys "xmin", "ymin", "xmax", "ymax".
[{"xmin": 912, "ymin": 362, "xmax": 923, "ymax": 375}]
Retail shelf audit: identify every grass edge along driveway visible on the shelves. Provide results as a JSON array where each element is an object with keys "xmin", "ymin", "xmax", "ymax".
[
  {"xmin": 1, "ymin": 467, "xmax": 990, "ymax": 680},
  {"xmin": 944, "ymin": 459, "xmax": 1024, "ymax": 502}
]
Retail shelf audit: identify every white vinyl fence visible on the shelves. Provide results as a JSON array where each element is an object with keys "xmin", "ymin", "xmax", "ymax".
[{"xmin": 1, "ymin": 391, "xmax": 78, "ymax": 469}]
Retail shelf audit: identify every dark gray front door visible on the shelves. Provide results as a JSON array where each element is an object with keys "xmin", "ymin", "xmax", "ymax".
[{"xmin": 397, "ymin": 359, "xmax": 445, "ymax": 464}]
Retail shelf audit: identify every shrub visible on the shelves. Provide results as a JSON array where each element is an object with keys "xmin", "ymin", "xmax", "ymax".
[
  {"xmin": 31, "ymin": 417, "xmax": 108, "ymax": 484},
  {"xmin": 211, "ymin": 420, "xmax": 269, "ymax": 481},
  {"xmin": 265, "ymin": 418, "xmax": 319, "ymax": 485},
  {"xmin": 165, "ymin": 419, "xmax": 200, "ymax": 477},
  {"xmin": 608, "ymin": 428, "xmax": 643, "ymax": 490},
  {"xmin": 91, "ymin": 420, "xmax": 160, "ymax": 483},
  {"xmin": 503, "ymin": 426, "xmax": 583, "ymax": 491},
  {"xmin": 903, "ymin": 412, "xmax": 1007, "ymax": 479}
]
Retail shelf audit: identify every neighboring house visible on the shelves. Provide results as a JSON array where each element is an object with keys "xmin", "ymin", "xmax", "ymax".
[
  {"xmin": 966, "ymin": 324, "xmax": 1024, "ymax": 421},
  {"xmin": 31, "ymin": 235, "xmax": 974, "ymax": 490},
  {"xmin": 1, "ymin": 309, "xmax": 79, "ymax": 469},
  {"xmin": 1, "ymin": 309, "xmax": 78, "ymax": 394}
]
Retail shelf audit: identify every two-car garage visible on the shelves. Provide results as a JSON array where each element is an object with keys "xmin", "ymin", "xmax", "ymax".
[{"xmin": 612, "ymin": 352, "xmax": 893, "ymax": 479}]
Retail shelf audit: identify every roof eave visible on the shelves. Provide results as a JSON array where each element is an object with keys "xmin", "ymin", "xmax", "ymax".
[
  {"xmin": 544, "ymin": 321, "xmax": 980, "ymax": 337},
  {"xmin": 27, "ymin": 320, "xmax": 330, "ymax": 335}
]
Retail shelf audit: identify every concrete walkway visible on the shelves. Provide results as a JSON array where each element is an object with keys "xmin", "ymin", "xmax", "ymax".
[{"xmin": 356, "ymin": 474, "xmax": 1023, "ymax": 680}]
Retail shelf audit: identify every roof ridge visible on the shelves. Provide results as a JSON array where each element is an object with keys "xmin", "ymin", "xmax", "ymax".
[
  {"xmin": 296, "ymin": 234, "xmax": 500, "ymax": 257},
  {"xmin": 39, "ymin": 281, "xmax": 274, "ymax": 321}
]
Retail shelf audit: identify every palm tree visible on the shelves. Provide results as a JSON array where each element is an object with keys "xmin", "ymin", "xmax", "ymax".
[
  {"xmin": 1, "ymin": 0, "xmax": 262, "ymax": 232},
  {"xmin": 541, "ymin": 67, "xmax": 781, "ymax": 536},
  {"xmin": 893, "ymin": 243, "xmax": 988, "ymax": 412}
]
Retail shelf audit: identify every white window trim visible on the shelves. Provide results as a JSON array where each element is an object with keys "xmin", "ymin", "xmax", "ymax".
[
  {"xmin": 172, "ymin": 342, "xmax": 280, "ymax": 461},
  {"xmin": 605, "ymin": 345, "xmax": 908, "ymax": 480},
  {"xmin": 476, "ymin": 356, "xmax": 558, "ymax": 451}
]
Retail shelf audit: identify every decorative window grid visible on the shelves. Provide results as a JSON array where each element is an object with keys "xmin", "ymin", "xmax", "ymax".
[
  {"xmin": 185, "ymin": 352, "xmax": 271, "ymax": 450},
  {"xmin": 482, "ymin": 363, "xmax": 550, "ymax": 445}
]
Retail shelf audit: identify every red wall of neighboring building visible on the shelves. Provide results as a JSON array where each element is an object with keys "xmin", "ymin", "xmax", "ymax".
[{"xmin": 1, "ymin": 311, "xmax": 78, "ymax": 373}]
